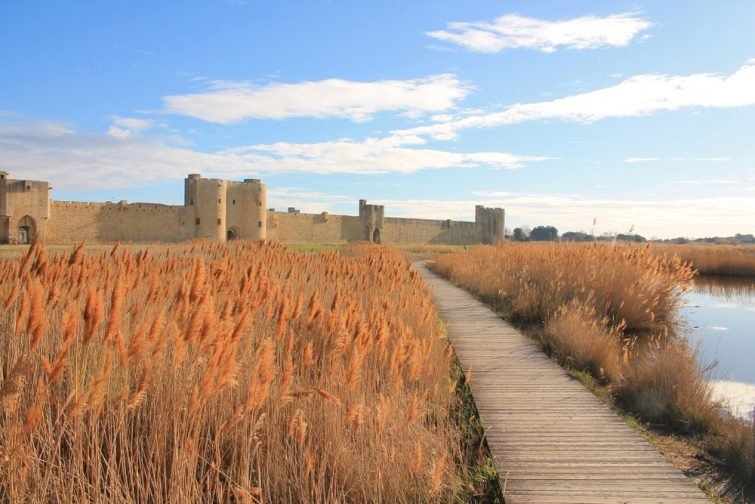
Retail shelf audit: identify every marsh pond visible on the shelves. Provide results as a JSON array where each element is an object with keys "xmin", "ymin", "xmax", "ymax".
[{"xmin": 683, "ymin": 276, "xmax": 755, "ymax": 421}]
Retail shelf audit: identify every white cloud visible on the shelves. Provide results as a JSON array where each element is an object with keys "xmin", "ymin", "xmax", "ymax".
[
  {"xmin": 625, "ymin": 157, "xmax": 662, "ymax": 163},
  {"xmin": 0, "ymin": 119, "xmax": 258, "ymax": 189},
  {"xmin": 426, "ymin": 12, "xmax": 652, "ymax": 53},
  {"xmin": 395, "ymin": 60, "xmax": 755, "ymax": 140},
  {"xmin": 107, "ymin": 116, "xmax": 156, "ymax": 139},
  {"xmin": 267, "ymin": 188, "xmax": 353, "ymax": 214},
  {"xmin": 430, "ymin": 114, "xmax": 454, "ymax": 122},
  {"xmin": 0, "ymin": 118, "xmax": 550, "ymax": 190},
  {"xmin": 106, "ymin": 126, "xmax": 132, "ymax": 139},
  {"xmin": 163, "ymin": 75, "xmax": 471, "ymax": 124},
  {"xmin": 111, "ymin": 116, "xmax": 154, "ymax": 130},
  {"xmin": 217, "ymin": 137, "xmax": 550, "ymax": 175}
]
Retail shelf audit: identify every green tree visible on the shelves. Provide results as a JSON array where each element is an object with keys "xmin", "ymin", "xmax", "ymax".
[
  {"xmin": 530, "ymin": 226, "xmax": 558, "ymax": 241},
  {"xmin": 512, "ymin": 228, "xmax": 528, "ymax": 241}
]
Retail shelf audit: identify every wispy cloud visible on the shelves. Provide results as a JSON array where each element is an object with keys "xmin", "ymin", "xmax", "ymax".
[
  {"xmin": 426, "ymin": 12, "xmax": 652, "ymax": 53},
  {"xmin": 0, "ymin": 120, "xmax": 240, "ymax": 189},
  {"xmin": 107, "ymin": 116, "xmax": 155, "ymax": 139},
  {"xmin": 267, "ymin": 188, "xmax": 353, "ymax": 214},
  {"xmin": 219, "ymin": 137, "xmax": 551, "ymax": 175},
  {"xmin": 625, "ymin": 157, "xmax": 731, "ymax": 163},
  {"xmin": 394, "ymin": 60, "xmax": 755, "ymax": 140},
  {"xmin": 0, "ymin": 118, "xmax": 550, "ymax": 189},
  {"xmin": 163, "ymin": 75, "xmax": 471, "ymax": 124}
]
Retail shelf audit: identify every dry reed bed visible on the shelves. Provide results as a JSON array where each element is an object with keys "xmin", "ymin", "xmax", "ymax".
[
  {"xmin": 432, "ymin": 243, "xmax": 754, "ymax": 484},
  {"xmin": 0, "ymin": 241, "xmax": 459, "ymax": 502},
  {"xmin": 655, "ymin": 244, "xmax": 755, "ymax": 277}
]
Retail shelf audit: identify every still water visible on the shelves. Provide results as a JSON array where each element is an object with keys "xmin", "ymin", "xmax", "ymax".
[{"xmin": 683, "ymin": 276, "xmax": 755, "ymax": 421}]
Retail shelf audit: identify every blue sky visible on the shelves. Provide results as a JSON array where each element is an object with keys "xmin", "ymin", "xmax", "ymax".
[{"xmin": 1, "ymin": 0, "xmax": 753, "ymax": 238}]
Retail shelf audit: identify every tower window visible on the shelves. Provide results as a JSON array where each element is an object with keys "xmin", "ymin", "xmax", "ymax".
[
  {"xmin": 196, "ymin": 218, "xmax": 200, "ymax": 225},
  {"xmin": 217, "ymin": 218, "xmax": 222, "ymax": 225},
  {"xmin": 218, "ymin": 198, "xmax": 221, "ymax": 204},
  {"xmin": 232, "ymin": 199, "xmax": 236, "ymax": 205}
]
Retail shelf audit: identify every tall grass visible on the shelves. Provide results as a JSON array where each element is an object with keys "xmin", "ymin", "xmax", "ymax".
[
  {"xmin": 434, "ymin": 242, "xmax": 694, "ymax": 334},
  {"xmin": 0, "ymin": 241, "xmax": 460, "ymax": 502},
  {"xmin": 432, "ymin": 242, "xmax": 754, "ymax": 484},
  {"xmin": 656, "ymin": 243, "xmax": 755, "ymax": 277}
]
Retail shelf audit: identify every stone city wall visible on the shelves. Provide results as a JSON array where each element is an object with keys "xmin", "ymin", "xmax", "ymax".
[
  {"xmin": 381, "ymin": 217, "xmax": 482, "ymax": 244},
  {"xmin": 46, "ymin": 201, "xmax": 192, "ymax": 244},
  {"xmin": 266, "ymin": 211, "xmax": 366, "ymax": 244},
  {"xmin": 268, "ymin": 211, "xmax": 485, "ymax": 245}
]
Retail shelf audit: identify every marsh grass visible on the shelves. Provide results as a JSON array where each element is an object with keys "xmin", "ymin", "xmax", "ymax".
[
  {"xmin": 0, "ymin": 240, "xmax": 465, "ymax": 502},
  {"xmin": 656, "ymin": 244, "xmax": 755, "ymax": 277}
]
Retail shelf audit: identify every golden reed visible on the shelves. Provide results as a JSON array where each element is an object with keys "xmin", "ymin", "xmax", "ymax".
[{"xmin": 0, "ymin": 241, "xmax": 459, "ymax": 502}]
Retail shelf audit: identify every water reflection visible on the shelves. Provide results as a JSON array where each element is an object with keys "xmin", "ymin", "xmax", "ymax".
[
  {"xmin": 710, "ymin": 380, "xmax": 755, "ymax": 422},
  {"xmin": 692, "ymin": 275, "xmax": 755, "ymax": 304},
  {"xmin": 683, "ymin": 275, "xmax": 755, "ymax": 420}
]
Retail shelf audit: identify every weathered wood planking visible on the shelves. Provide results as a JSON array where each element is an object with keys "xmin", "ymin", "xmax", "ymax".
[{"xmin": 415, "ymin": 263, "xmax": 709, "ymax": 504}]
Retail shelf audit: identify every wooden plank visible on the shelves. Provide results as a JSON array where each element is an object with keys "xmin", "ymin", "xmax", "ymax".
[{"xmin": 415, "ymin": 263, "xmax": 710, "ymax": 504}]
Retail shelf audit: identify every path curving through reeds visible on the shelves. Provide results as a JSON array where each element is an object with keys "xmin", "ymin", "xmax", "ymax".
[{"xmin": 416, "ymin": 261, "xmax": 710, "ymax": 503}]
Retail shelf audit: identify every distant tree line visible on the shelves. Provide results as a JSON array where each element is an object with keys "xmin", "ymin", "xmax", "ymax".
[
  {"xmin": 508, "ymin": 228, "xmax": 753, "ymax": 244},
  {"xmin": 656, "ymin": 233, "xmax": 754, "ymax": 245}
]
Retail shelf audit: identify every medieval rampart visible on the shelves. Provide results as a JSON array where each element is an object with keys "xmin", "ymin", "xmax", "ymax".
[
  {"xmin": 266, "ymin": 212, "xmax": 365, "ymax": 244},
  {"xmin": 382, "ymin": 217, "xmax": 481, "ymax": 244},
  {"xmin": 267, "ymin": 213, "xmax": 487, "ymax": 245},
  {"xmin": 46, "ymin": 201, "xmax": 191, "ymax": 244},
  {"xmin": 1, "ymin": 172, "xmax": 504, "ymax": 245}
]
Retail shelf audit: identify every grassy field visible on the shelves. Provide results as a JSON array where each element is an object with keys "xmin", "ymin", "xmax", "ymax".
[
  {"xmin": 653, "ymin": 243, "xmax": 755, "ymax": 277},
  {"xmin": 432, "ymin": 242, "xmax": 754, "ymax": 490},
  {"xmin": 0, "ymin": 241, "xmax": 500, "ymax": 502}
]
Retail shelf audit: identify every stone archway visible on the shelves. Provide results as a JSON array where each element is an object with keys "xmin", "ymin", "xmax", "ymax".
[
  {"xmin": 227, "ymin": 226, "xmax": 239, "ymax": 241},
  {"xmin": 372, "ymin": 228, "xmax": 381, "ymax": 244},
  {"xmin": 17, "ymin": 215, "xmax": 36, "ymax": 244}
]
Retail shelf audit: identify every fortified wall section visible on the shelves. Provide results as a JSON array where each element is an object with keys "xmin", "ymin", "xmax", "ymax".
[
  {"xmin": 46, "ymin": 201, "xmax": 192, "ymax": 244},
  {"xmin": 1, "ymin": 171, "xmax": 505, "ymax": 245},
  {"xmin": 381, "ymin": 217, "xmax": 482, "ymax": 244},
  {"xmin": 268, "ymin": 207, "xmax": 501, "ymax": 245},
  {"xmin": 266, "ymin": 211, "xmax": 365, "ymax": 244}
]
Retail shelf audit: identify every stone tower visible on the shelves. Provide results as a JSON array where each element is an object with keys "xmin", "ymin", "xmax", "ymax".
[
  {"xmin": 359, "ymin": 199, "xmax": 384, "ymax": 243},
  {"xmin": 0, "ymin": 171, "xmax": 51, "ymax": 244},
  {"xmin": 475, "ymin": 205, "xmax": 505, "ymax": 244},
  {"xmin": 184, "ymin": 174, "xmax": 267, "ymax": 241}
]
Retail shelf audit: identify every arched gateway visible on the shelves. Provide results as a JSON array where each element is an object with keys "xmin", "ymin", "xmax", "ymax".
[{"xmin": 17, "ymin": 215, "xmax": 37, "ymax": 244}]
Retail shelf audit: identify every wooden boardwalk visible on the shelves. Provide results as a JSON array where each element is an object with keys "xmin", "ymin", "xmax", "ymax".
[{"xmin": 416, "ymin": 263, "xmax": 709, "ymax": 504}]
